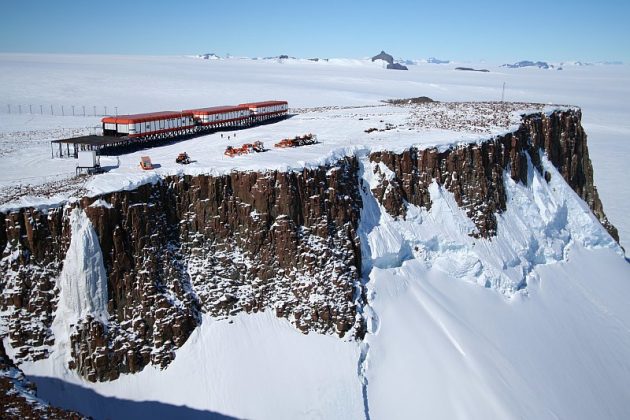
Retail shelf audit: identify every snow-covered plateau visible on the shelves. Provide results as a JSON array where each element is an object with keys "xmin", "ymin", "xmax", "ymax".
[{"xmin": 0, "ymin": 54, "xmax": 629, "ymax": 420}]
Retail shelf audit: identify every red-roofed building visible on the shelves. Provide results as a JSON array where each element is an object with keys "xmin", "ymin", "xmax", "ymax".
[
  {"xmin": 102, "ymin": 111, "xmax": 195, "ymax": 138},
  {"xmin": 183, "ymin": 105, "xmax": 251, "ymax": 127},
  {"xmin": 239, "ymin": 101, "xmax": 288, "ymax": 121}
]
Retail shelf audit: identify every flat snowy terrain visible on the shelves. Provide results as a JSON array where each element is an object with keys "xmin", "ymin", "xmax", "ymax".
[
  {"xmin": 0, "ymin": 54, "xmax": 628, "ymax": 250},
  {"xmin": 1, "ymin": 54, "xmax": 629, "ymax": 419}
]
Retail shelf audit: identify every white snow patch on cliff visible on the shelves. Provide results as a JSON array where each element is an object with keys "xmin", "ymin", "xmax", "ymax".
[
  {"xmin": 57, "ymin": 207, "xmax": 108, "ymax": 322},
  {"xmin": 45, "ymin": 207, "xmax": 109, "ymax": 370}
]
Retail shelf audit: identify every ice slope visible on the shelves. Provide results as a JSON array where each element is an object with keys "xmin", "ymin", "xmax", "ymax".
[
  {"xmin": 359, "ymin": 153, "xmax": 630, "ymax": 419},
  {"xmin": 364, "ymin": 246, "xmax": 630, "ymax": 420}
]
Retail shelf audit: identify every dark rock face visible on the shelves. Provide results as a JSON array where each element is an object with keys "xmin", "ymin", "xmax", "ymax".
[
  {"xmin": 369, "ymin": 110, "xmax": 619, "ymax": 240},
  {"xmin": 0, "ymin": 157, "xmax": 364, "ymax": 382},
  {"xmin": 0, "ymin": 207, "xmax": 69, "ymax": 361},
  {"xmin": 0, "ymin": 341, "xmax": 88, "ymax": 419}
]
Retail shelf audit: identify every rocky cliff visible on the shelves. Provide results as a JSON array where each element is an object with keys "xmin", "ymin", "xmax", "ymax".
[
  {"xmin": 370, "ymin": 110, "xmax": 618, "ymax": 240},
  {"xmin": 0, "ymin": 109, "xmax": 618, "ymax": 383},
  {"xmin": 1, "ymin": 157, "xmax": 363, "ymax": 381}
]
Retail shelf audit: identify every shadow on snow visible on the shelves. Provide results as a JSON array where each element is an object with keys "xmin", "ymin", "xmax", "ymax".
[{"xmin": 31, "ymin": 376, "xmax": 239, "ymax": 420}]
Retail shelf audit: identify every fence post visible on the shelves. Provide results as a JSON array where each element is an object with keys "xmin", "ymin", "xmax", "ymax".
[
  {"xmin": 29, "ymin": 105, "xmax": 32, "ymax": 114},
  {"xmin": 72, "ymin": 105, "xmax": 75, "ymax": 116}
]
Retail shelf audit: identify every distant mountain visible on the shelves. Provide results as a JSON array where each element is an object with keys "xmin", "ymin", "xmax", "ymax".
[
  {"xmin": 262, "ymin": 55, "xmax": 296, "ymax": 60},
  {"xmin": 560, "ymin": 60, "xmax": 623, "ymax": 66},
  {"xmin": 197, "ymin": 53, "xmax": 221, "ymax": 60},
  {"xmin": 372, "ymin": 51, "xmax": 408, "ymax": 70},
  {"xmin": 502, "ymin": 60, "xmax": 552, "ymax": 69},
  {"xmin": 371, "ymin": 50, "xmax": 394, "ymax": 65},
  {"xmin": 427, "ymin": 57, "xmax": 450, "ymax": 64}
]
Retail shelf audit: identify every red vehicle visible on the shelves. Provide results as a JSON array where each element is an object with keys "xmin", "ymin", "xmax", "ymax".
[
  {"xmin": 274, "ymin": 133, "xmax": 318, "ymax": 148},
  {"xmin": 224, "ymin": 141, "xmax": 265, "ymax": 157}
]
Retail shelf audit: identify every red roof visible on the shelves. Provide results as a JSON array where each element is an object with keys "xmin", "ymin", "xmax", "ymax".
[
  {"xmin": 239, "ymin": 100, "xmax": 288, "ymax": 109},
  {"xmin": 102, "ymin": 111, "xmax": 194, "ymax": 124},
  {"xmin": 183, "ymin": 105, "xmax": 250, "ymax": 115}
]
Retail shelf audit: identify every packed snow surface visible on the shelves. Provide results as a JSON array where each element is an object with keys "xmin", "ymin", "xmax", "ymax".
[
  {"xmin": 24, "ymin": 312, "xmax": 364, "ymax": 420},
  {"xmin": 1, "ymin": 54, "xmax": 629, "ymax": 419}
]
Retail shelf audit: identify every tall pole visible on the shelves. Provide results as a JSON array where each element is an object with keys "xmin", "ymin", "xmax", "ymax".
[{"xmin": 501, "ymin": 82, "xmax": 506, "ymax": 102}]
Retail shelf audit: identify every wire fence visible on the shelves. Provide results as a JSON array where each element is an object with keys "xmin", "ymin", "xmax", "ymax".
[{"xmin": 1, "ymin": 104, "xmax": 121, "ymax": 117}]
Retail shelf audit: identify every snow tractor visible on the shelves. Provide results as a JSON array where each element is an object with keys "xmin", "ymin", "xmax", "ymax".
[
  {"xmin": 139, "ymin": 156, "xmax": 154, "ymax": 170},
  {"xmin": 176, "ymin": 152, "xmax": 191, "ymax": 164},
  {"xmin": 274, "ymin": 133, "xmax": 318, "ymax": 148},
  {"xmin": 224, "ymin": 141, "xmax": 265, "ymax": 157}
]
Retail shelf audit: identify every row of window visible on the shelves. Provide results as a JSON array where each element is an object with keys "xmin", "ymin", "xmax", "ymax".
[
  {"xmin": 197, "ymin": 110, "xmax": 249, "ymax": 122},
  {"xmin": 108, "ymin": 117, "xmax": 193, "ymax": 134},
  {"xmin": 253, "ymin": 104, "xmax": 288, "ymax": 114}
]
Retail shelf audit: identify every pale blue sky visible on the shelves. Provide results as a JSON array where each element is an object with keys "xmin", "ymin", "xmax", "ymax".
[{"xmin": 1, "ymin": 0, "xmax": 628, "ymax": 62}]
